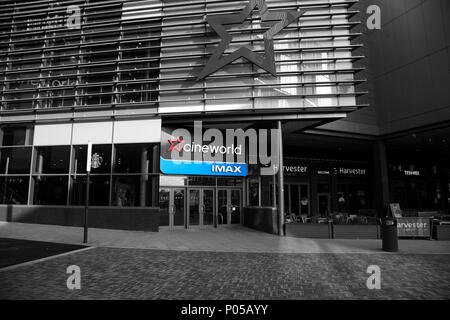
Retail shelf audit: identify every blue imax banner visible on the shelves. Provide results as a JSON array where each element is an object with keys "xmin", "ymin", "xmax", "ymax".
[{"xmin": 160, "ymin": 157, "xmax": 247, "ymax": 177}]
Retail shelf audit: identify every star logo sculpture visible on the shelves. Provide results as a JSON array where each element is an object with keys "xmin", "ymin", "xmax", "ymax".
[{"xmin": 197, "ymin": 0, "xmax": 304, "ymax": 81}]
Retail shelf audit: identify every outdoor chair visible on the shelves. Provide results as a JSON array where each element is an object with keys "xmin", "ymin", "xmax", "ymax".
[
  {"xmin": 346, "ymin": 215, "xmax": 358, "ymax": 224},
  {"xmin": 300, "ymin": 214, "xmax": 311, "ymax": 224},
  {"xmin": 290, "ymin": 214, "xmax": 300, "ymax": 223}
]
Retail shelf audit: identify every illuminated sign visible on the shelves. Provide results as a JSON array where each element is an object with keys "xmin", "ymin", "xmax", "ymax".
[
  {"xmin": 160, "ymin": 121, "xmax": 281, "ymax": 177},
  {"xmin": 337, "ymin": 168, "xmax": 367, "ymax": 176},
  {"xmin": 160, "ymin": 158, "xmax": 246, "ymax": 177},
  {"xmin": 404, "ymin": 170, "xmax": 420, "ymax": 176},
  {"xmin": 283, "ymin": 166, "xmax": 308, "ymax": 175}
]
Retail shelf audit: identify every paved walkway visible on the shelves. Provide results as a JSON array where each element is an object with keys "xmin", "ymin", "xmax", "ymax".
[
  {"xmin": 1, "ymin": 222, "xmax": 449, "ymax": 253},
  {"xmin": 1, "ymin": 222, "xmax": 450, "ymax": 299},
  {"xmin": 1, "ymin": 247, "xmax": 449, "ymax": 299}
]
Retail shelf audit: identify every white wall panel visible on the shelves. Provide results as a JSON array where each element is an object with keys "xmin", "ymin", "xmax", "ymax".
[
  {"xmin": 113, "ymin": 119, "xmax": 162, "ymax": 144},
  {"xmin": 72, "ymin": 122, "xmax": 113, "ymax": 145},
  {"xmin": 34, "ymin": 123, "xmax": 72, "ymax": 146}
]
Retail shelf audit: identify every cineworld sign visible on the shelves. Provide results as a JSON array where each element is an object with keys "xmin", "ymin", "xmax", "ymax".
[{"xmin": 160, "ymin": 121, "xmax": 280, "ymax": 177}]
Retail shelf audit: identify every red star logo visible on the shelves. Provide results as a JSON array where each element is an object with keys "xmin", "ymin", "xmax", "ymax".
[{"xmin": 168, "ymin": 136, "xmax": 185, "ymax": 152}]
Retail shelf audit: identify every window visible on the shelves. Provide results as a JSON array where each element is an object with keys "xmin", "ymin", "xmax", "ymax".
[
  {"xmin": 0, "ymin": 127, "xmax": 33, "ymax": 205},
  {"xmin": 33, "ymin": 176, "xmax": 68, "ymax": 205},
  {"xmin": 114, "ymin": 144, "xmax": 155, "ymax": 173},
  {"xmin": 112, "ymin": 175, "xmax": 157, "ymax": 207},
  {"xmin": 0, "ymin": 177, "xmax": 29, "ymax": 204},
  {"xmin": 1, "ymin": 126, "xmax": 33, "ymax": 146},
  {"xmin": 0, "ymin": 147, "xmax": 32, "ymax": 174},
  {"xmin": 34, "ymin": 146, "xmax": 70, "ymax": 174},
  {"xmin": 247, "ymin": 177, "xmax": 260, "ymax": 206},
  {"xmin": 73, "ymin": 145, "xmax": 111, "ymax": 174},
  {"xmin": 70, "ymin": 176, "xmax": 110, "ymax": 206}
]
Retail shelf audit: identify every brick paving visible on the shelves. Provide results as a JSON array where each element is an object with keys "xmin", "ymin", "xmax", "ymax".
[
  {"xmin": 2, "ymin": 222, "xmax": 450, "ymax": 254},
  {"xmin": 1, "ymin": 247, "xmax": 450, "ymax": 300}
]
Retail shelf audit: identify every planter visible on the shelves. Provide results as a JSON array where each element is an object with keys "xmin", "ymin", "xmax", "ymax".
[
  {"xmin": 433, "ymin": 225, "xmax": 450, "ymax": 240},
  {"xmin": 285, "ymin": 223, "xmax": 331, "ymax": 239},
  {"xmin": 333, "ymin": 225, "xmax": 380, "ymax": 239},
  {"xmin": 243, "ymin": 207, "xmax": 278, "ymax": 235}
]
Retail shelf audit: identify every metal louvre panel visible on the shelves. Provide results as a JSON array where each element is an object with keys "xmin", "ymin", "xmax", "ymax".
[{"xmin": 0, "ymin": 0, "xmax": 365, "ymax": 118}]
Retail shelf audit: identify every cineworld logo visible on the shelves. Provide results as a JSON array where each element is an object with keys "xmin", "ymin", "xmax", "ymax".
[
  {"xmin": 168, "ymin": 137, "xmax": 242, "ymax": 156},
  {"xmin": 160, "ymin": 121, "xmax": 280, "ymax": 177}
]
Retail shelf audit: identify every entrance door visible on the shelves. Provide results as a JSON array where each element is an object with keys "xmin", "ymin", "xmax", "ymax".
[
  {"xmin": 218, "ymin": 189, "xmax": 241, "ymax": 225},
  {"xmin": 159, "ymin": 188, "xmax": 185, "ymax": 228},
  {"xmin": 318, "ymin": 193, "xmax": 330, "ymax": 216},
  {"xmin": 188, "ymin": 188, "xmax": 215, "ymax": 227}
]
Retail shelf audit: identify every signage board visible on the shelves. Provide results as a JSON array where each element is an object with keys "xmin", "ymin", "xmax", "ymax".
[
  {"xmin": 283, "ymin": 165, "xmax": 308, "ymax": 176},
  {"xmin": 160, "ymin": 158, "xmax": 246, "ymax": 177},
  {"xmin": 160, "ymin": 123, "xmax": 252, "ymax": 177},
  {"xmin": 397, "ymin": 217, "xmax": 431, "ymax": 238},
  {"xmin": 335, "ymin": 167, "xmax": 367, "ymax": 176},
  {"xmin": 390, "ymin": 203, "xmax": 403, "ymax": 218}
]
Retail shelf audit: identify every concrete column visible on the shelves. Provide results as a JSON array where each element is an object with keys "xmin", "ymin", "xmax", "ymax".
[
  {"xmin": 152, "ymin": 145, "xmax": 159, "ymax": 207},
  {"xmin": 140, "ymin": 146, "xmax": 148, "ymax": 207},
  {"xmin": 277, "ymin": 121, "xmax": 285, "ymax": 236},
  {"xmin": 373, "ymin": 140, "xmax": 390, "ymax": 217}
]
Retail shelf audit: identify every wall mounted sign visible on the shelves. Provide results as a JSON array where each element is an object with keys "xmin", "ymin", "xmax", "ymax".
[
  {"xmin": 160, "ymin": 125, "xmax": 247, "ymax": 177},
  {"xmin": 160, "ymin": 158, "xmax": 246, "ymax": 177},
  {"xmin": 404, "ymin": 170, "xmax": 420, "ymax": 176},
  {"xmin": 283, "ymin": 165, "xmax": 308, "ymax": 176},
  {"xmin": 336, "ymin": 167, "xmax": 367, "ymax": 176},
  {"xmin": 197, "ymin": 0, "xmax": 304, "ymax": 80}
]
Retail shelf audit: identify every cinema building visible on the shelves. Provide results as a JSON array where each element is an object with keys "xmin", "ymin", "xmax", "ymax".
[{"xmin": 1, "ymin": 0, "xmax": 449, "ymax": 239}]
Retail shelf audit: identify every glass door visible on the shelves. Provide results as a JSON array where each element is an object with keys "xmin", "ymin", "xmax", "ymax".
[
  {"xmin": 203, "ymin": 189, "xmax": 215, "ymax": 226},
  {"xmin": 173, "ymin": 189, "xmax": 185, "ymax": 227},
  {"xmin": 230, "ymin": 189, "xmax": 241, "ymax": 224},
  {"xmin": 188, "ymin": 189, "xmax": 200, "ymax": 226},
  {"xmin": 318, "ymin": 193, "xmax": 330, "ymax": 216},
  {"xmin": 217, "ymin": 189, "xmax": 242, "ymax": 225},
  {"xmin": 159, "ymin": 189, "xmax": 170, "ymax": 226},
  {"xmin": 218, "ymin": 189, "xmax": 228, "ymax": 225},
  {"xmin": 188, "ymin": 188, "xmax": 215, "ymax": 227},
  {"xmin": 159, "ymin": 188, "xmax": 185, "ymax": 228}
]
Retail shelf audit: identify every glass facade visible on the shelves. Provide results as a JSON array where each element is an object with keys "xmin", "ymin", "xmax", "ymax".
[
  {"xmin": 0, "ymin": 0, "xmax": 368, "ymax": 234},
  {"xmin": 0, "ymin": 0, "xmax": 162, "ymax": 112},
  {"xmin": 159, "ymin": 0, "xmax": 361, "ymax": 113},
  {"xmin": 0, "ymin": 125, "xmax": 159, "ymax": 207},
  {"xmin": 1, "ymin": 0, "xmax": 362, "ymax": 118},
  {"xmin": 247, "ymin": 157, "xmax": 373, "ymax": 224}
]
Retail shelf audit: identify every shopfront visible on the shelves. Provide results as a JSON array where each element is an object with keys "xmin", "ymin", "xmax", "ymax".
[
  {"xmin": 253, "ymin": 157, "xmax": 372, "ymax": 221},
  {"xmin": 247, "ymin": 157, "xmax": 377, "ymax": 239},
  {"xmin": 0, "ymin": 121, "xmax": 162, "ymax": 231},
  {"xmin": 159, "ymin": 176, "xmax": 243, "ymax": 229}
]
